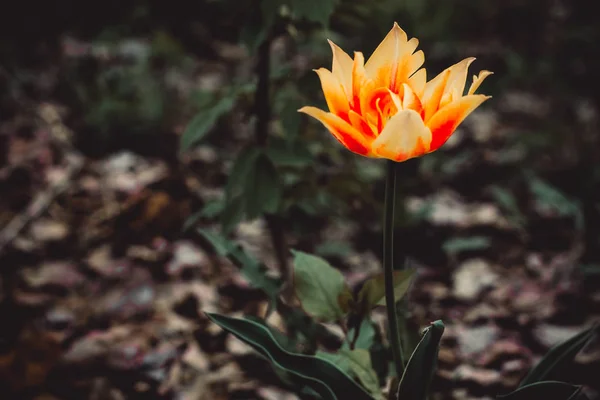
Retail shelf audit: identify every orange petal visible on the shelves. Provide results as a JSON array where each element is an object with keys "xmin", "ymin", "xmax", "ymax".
[
  {"xmin": 351, "ymin": 52, "xmax": 367, "ymax": 113},
  {"xmin": 358, "ymin": 77, "xmax": 380, "ymax": 124},
  {"xmin": 365, "ymin": 23, "xmax": 419, "ymax": 89},
  {"xmin": 299, "ymin": 106, "xmax": 372, "ymax": 156},
  {"xmin": 314, "ymin": 68, "xmax": 350, "ymax": 118},
  {"xmin": 406, "ymin": 50, "xmax": 425, "ymax": 80},
  {"xmin": 372, "ymin": 109, "xmax": 432, "ymax": 161},
  {"xmin": 422, "ymin": 68, "xmax": 451, "ymax": 123},
  {"xmin": 444, "ymin": 57, "xmax": 476, "ymax": 100},
  {"xmin": 426, "ymin": 94, "xmax": 489, "ymax": 151},
  {"xmin": 328, "ymin": 39, "xmax": 353, "ymax": 98},
  {"xmin": 400, "ymin": 83, "xmax": 423, "ymax": 114},
  {"xmin": 468, "ymin": 70, "xmax": 493, "ymax": 95},
  {"xmin": 348, "ymin": 110, "xmax": 376, "ymax": 139},
  {"xmin": 365, "ymin": 22, "xmax": 408, "ymax": 76},
  {"xmin": 408, "ymin": 68, "xmax": 427, "ymax": 98}
]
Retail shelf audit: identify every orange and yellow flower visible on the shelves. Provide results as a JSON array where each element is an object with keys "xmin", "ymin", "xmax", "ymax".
[{"xmin": 299, "ymin": 23, "xmax": 493, "ymax": 161}]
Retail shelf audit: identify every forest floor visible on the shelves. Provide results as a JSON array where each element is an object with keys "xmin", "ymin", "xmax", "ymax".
[{"xmin": 0, "ymin": 33, "xmax": 599, "ymax": 400}]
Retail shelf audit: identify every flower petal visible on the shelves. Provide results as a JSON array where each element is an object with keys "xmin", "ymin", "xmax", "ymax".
[
  {"xmin": 426, "ymin": 94, "xmax": 490, "ymax": 151},
  {"xmin": 314, "ymin": 68, "xmax": 350, "ymax": 119},
  {"xmin": 328, "ymin": 39, "xmax": 353, "ymax": 98},
  {"xmin": 365, "ymin": 23, "xmax": 419, "ymax": 90},
  {"xmin": 372, "ymin": 109, "xmax": 432, "ymax": 161},
  {"xmin": 348, "ymin": 110, "xmax": 376, "ymax": 139},
  {"xmin": 299, "ymin": 106, "xmax": 372, "ymax": 155},
  {"xmin": 468, "ymin": 70, "xmax": 493, "ymax": 95},
  {"xmin": 351, "ymin": 52, "xmax": 367, "ymax": 112},
  {"xmin": 400, "ymin": 83, "xmax": 422, "ymax": 113},
  {"xmin": 408, "ymin": 68, "xmax": 427, "ymax": 99},
  {"xmin": 365, "ymin": 22, "xmax": 408, "ymax": 75},
  {"xmin": 422, "ymin": 68, "xmax": 451, "ymax": 123},
  {"xmin": 444, "ymin": 57, "xmax": 476, "ymax": 100}
]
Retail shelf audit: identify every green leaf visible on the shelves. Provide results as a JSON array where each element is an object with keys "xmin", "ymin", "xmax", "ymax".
[
  {"xmin": 183, "ymin": 200, "xmax": 227, "ymax": 232},
  {"xmin": 265, "ymin": 139, "xmax": 313, "ymax": 167},
  {"xmin": 226, "ymin": 148, "xmax": 262, "ymax": 201},
  {"xmin": 528, "ymin": 174, "xmax": 583, "ymax": 229},
  {"xmin": 180, "ymin": 93, "xmax": 236, "ymax": 151},
  {"xmin": 289, "ymin": 0, "xmax": 339, "ymax": 27},
  {"xmin": 520, "ymin": 324, "xmax": 599, "ymax": 387},
  {"xmin": 345, "ymin": 319, "xmax": 376, "ymax": 351},
  {"xmin": 221, "ymin": 194, "xmax": 246, "ymax": 234},
  {"xmin": 442, "ymin": 236, "xmax": 491, "ymax": 256},
  {"xmin": 395, "ymin": 320, "xmax": 445, "ymax": 400},
  {"xmin": 489, "ymin": 185, "xmax": 526, "ymax": 227},
  {"xmin": 198, "ymin": 228, "xmax": 236, "ymax": 256},
  {"xmin": 292, "ymin": 250, "xmax": 351, "ymax": 322},
  {"xmin": 274, "ymin": 85, "xmax": 305, "ymax": 140},
  {"xmin": 580, "ymin": 264, "xmax": 600, "ymax": 277},
  {"xmin": 317, "ymin": 349, "xmax": 382, "ymax": 399},
  {"xmin": 200, "ymin": 199, "xmax": 226, "ymax": 219},
  {"xmin": 315, "ymin": 241, "xmax": 353, "ymax": 258},
  {"xmin": 206, "ymin": 313, "xmax": 375, "ymax": 400},
  {"xmin": 198, "ymin": 229, "xmax": 281, "ymax": 300},
  {"xmin": 357, "ymin": 269, "xmax": 416, "ymax": 310},
  {"xmin": 499, "ymin": 381, "xmax": 585, "ymax": 400},
  {"xmin": 245, "ymin": 153, "xmax": 282, "ymax": 218}
]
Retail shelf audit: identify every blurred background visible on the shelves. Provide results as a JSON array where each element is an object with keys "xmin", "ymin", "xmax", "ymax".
[{"xmin": 0, "ymin": 0, "xmax": 599, "ymax": 399}]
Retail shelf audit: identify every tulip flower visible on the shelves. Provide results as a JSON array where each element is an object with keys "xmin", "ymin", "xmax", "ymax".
[{"xmin": 299, "ymin": 23, "xmax": 492, "ymax": 162}]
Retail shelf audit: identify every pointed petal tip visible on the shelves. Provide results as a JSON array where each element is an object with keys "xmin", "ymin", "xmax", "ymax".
[{"xmin": 327, "ymin": 38, "xmax": 340, "ymax": 50}]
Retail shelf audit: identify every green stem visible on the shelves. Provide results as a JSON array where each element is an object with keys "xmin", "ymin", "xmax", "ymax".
[{"xmin": 384, "ymin": 159, "xmax": 404, "ymax": 377}]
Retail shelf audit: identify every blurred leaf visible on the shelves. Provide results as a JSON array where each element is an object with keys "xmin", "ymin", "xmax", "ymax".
[
  {"xmin": 520, "ymin": 324, "xmax": 599, "ymax": 387},
  {"xmin": 198, "ymin": 228, "xmax": 236, "ymax": 257},
  {"xmin": 226, "ymin": 148, "xmax": 262, "ymax": 201},
  {"xmin": 317, "ymin": 349, "xmax": 383, "ymax": 399},
  {"xmin": 489, "ymin": 185, "xmax": 526, "ymax": 227},
  {"xmin": 185, "ymin": 199, "xmax": 227, "ymax": 232},
  {"xmin": 150, "ymin": 30, "xmax": 185, "ymax": 63},
  {"xmin": 580, "ymin": 264, "xmax": 600, "ymax": 277},
  {"xmin": 180, "ymin": 93, "xmax": 236, "ymax": 151},
  {"xmin": 440, "ymin": 151, "xmax": 473, "ymax": 177},
  {"xmin": 528, "ymin": 175, "xmax": 583, "ymax": 229},
  {"xmin": 245, "ymin": 154, "xmax": 283, "ymax": 218},
  {"xmin": 198, "ymin": 229, "xmax": 281, "ymax": 299},
  {"xmin": 206, "ymin": 313, "xmax": 375, "ymax": 400},
  {"xmin": 292, "ymin": 250, "xmax": 351, "ymax": 321},
  {"xmin": 395, "ymin": 320, "xmax": 445, "ymax": 400},
  {"xmin": 221, "ymin": 194, "xmax": 246, "ymax": 234},
  {"xmin": 289, "ymin": 0, "xmax": 339, "ymax": 27},
  {"xmin": 442, "ymin": 236, "xmax": 491, "ymax": 256},
  {"xmin": 499, "ymin": 381, "xmax": 585, "ymax": 400},
  {"xmin": 396, "ymin": 301, "xmax": 421, "ymax": 363},
  {"xmin": 354, "ymin": 159, "xmax": 385, "ymax": 182},
  {"xmin": 297, "ymin": 191, "xmax": 338, "ymax": 216},
  {"xmin": 261, "ymin": 0, "xmax": 283, "ymax": 28},
  {"xmin": 200, "ymin": 199, "xmax": 226, "ymax": 219},
  {"xmin": 240, "ymin": 0, "xmax": 281, "ymax": 52},
  {"xmin": 345, "ymin": 319, "xmax": 376, "ymax": 351},
  {"xmin": 274, "ymin": 85, "xmax": 305, "ymax": 140},
  {"xmin": 357, "ymin": 269, "xmax": 416, "ymax": 310},
  {"xmin": 315, "ymin": 241, "xmax": 353, "ymax": 258},
  {"xmin": 265, "ymin": 139, "xmax": 313, "ymax": 167}
]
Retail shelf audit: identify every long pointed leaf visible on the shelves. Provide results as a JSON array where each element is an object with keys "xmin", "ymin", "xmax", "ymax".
[
  {"xmin": 395, "ymin": 320, "xmax": 445, "ymax": 400},
  {"xmin": 206, "ymin": 313, "xmax": 375, "ymax": 400},
  {"xmin": 520, "ymin": 324, "xmax": 598, "ymax": 386},
  {"xmin": 499, "ymin": 381, "xmax": 585, "ymax": 400}
]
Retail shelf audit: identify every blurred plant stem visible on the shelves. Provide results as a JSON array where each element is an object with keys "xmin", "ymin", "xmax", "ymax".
[
  {"xmin": 384, "ymin": 159, "xmax": 405, "ymax": 379},
  {"xmin": 253, "ymin": 32, "xmax": 291, "ymax": 291}
]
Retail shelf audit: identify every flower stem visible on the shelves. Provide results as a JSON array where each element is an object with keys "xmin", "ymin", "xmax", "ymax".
[{"xmin": 384, "ymin": 159, "xmax": 405, "ymax": 377}]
